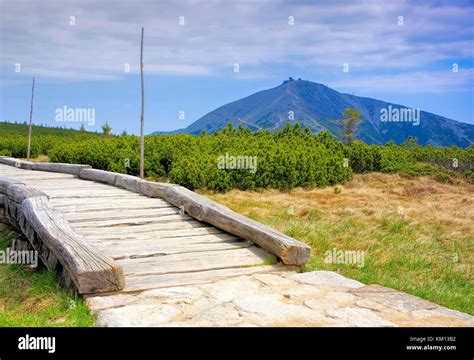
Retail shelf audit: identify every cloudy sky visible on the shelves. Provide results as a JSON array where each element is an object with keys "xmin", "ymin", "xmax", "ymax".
[{"xmin": 1, "ymin": 0, "xmax": 473, "ymax": 134}]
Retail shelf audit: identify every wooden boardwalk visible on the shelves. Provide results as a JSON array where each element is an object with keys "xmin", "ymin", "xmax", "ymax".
[
  {"xmin": 0, "ymin": 163, "xmax": 282, "ymax": 293},
  {"xmin": 2, "ymin": 161, "xmax": 473, "ymax": 327}
]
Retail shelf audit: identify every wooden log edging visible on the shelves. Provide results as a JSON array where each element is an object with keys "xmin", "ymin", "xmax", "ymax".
[
  {"xmin": 160, "ymin": 186, "xmax": 311, "ymax": 265},
  {"xmin": 0, "ymin": 174, "xmax": 124, "ymax": 294},
  {"xmin": 0, "ymin": 157, "xmax": 91, "ymax": 175},
  {"xmin": 0, "ymin": 157, "xmax": 311, "ymax": 265}
]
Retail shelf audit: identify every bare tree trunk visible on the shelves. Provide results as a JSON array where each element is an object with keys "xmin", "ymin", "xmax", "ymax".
[
  {"xmin": 139, "ymin": 27, "xmax": 145, "ymax": 178},
  {"xmin": 27, "ymin": 76, "xmax": 35, "ymax": 160}
]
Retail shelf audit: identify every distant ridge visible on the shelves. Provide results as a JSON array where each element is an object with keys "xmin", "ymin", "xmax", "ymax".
[{"xmin": 154, "ymin": 79, "xmax": 474, "ymax": 147}]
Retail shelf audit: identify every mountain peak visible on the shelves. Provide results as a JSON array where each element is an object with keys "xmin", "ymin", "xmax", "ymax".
[
  {"xmin": 282, "ymin": 77, "xmax": 316, "ymax": 85},
  {"xmin": 155, "ymin": 80, "xmax": 473, "ymax": 147}
]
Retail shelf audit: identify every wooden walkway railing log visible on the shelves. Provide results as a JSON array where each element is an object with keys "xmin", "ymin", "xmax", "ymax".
[{"xmin": 0, "ymin": 177, "xmax": 124, "ymax": 294}]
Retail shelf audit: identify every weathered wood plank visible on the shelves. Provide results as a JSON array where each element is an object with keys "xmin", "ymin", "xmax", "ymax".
[
  {"xmin": 22, "ymin": 196, "xmax": 124, "ymax": 294},
  {"xmin": 117, "ymin": 247, "xmax": 272, "ymax": 276},
  {"xmin": 50, "ymin": 195, "xmax": 165, "ymax": 204},
  {"xmin": 0, "ymin": 170, "xmax": 76, "ymax": 180},
  {"xmin": 1, "ymin": 176, "xmax": 78, "ymax": 183},
  {"xmin": 73, "ymin": 219, "xmax": 208, "ymax": 234},
  {"xmin": 0, "ymin": 157, "xmax": 90, "ymax": 175},
  {"xmin": 52, "ymin": 202, "xmax": 173, "ymax": 213},
  {"xmin": 49, "ymin": 193, "xmax": 139, "ymax": 199},
  {"xmin": 0, "ymin": 157, "xmax": 33, "ymax": 169},
  {"xmin": 113, "ymin": 173, "xmax": 171, "ymax": 198},
  {"xmin": 0, "ymin": 176, "xmax": 25, "ymax": 192},
  {"xmin": 78, "ymin": 225, "xmax": 227, "ymax": 241},
  {"xmin": 83, "ymin": 229, "xmax": 232, "ymax": 242},
  {"xmin": 34, "ymin": 188, "xmax": 133, "ymax": 195},
  {"xmin": 122, "ymin": 264, "xmax": 284, "ymax": 292},
  {"xmin": 6, "ymin": 183, "xmax": 48, "ymax": 203},
  {"xmin": 63, "ymin": 208, "xmax": 180, "ymax": 222},
  {"xmin": 50, "ymin": 197, "xmax": 159, "ymax": 208},
  {"xmin": 77, "ymin": 168, "xmax": 117, "ymax": 184},
  {"xmin": 70, "ymin": 214, "xmax": 197, "ymax": 228},
  {"xmin": 96, "ymin": 240, "xmax": 253, "ymax": 259},
  {"xmin": 31, "ymin": 162, "xmax": 91, "ymax": 175}
]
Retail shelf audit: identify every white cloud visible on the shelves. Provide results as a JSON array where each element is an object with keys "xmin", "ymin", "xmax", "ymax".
[
  {"xmin": 328, "ymin": 68, "xmax": 474, "ymax": 93},
  {"xmin": 0, "ymin": 0, "xmax": 472, "ymax": 93}
]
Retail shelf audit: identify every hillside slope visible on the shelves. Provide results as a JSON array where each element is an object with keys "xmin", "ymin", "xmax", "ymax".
[{"xmin": 157, "ymin": 79, "xmax": 473, "ymax": 147}]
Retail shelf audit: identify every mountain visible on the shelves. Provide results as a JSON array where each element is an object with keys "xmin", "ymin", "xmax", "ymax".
[{"xmin": 155, "ymin": 79, "xmax": 474, "ymax": 147}]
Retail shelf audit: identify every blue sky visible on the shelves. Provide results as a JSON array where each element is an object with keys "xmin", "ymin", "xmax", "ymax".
[{"xmin": 1, "ymin": 0, "xmax": 473, "ymax": 134}]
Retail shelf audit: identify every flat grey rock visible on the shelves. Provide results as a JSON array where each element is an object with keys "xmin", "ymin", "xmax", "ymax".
[
  {"xmin": 96, "ymin": 304, "xmax": 180, "ymax": 327},
  {"xmin": 326, "ymin": 307, "xmax": 397, "ymax": 327},
  {"xmin": 288, "ymin": 271, "xmax": 365, "ymax": 289}
]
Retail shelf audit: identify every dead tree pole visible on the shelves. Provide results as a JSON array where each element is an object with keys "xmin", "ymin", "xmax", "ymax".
[
  {"xmin": 27, "ymin": 76, "xmax": 35, "ymax": 159},
  {"xmin": 139, "ymin": 27, "xmax": 145, "ymax": 178}
]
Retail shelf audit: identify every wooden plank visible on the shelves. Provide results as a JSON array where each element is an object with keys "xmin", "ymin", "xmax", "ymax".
[
  {"xmin": 70, "ymin": 214, "xmax": 194, "ymax": 228},
  {"xmin": 26, "ymin": 184, "xmax": 111, "ymax": 190},
  {"xmin": 0, "ymin": 165, "xmax": 75, "ymax": 176},
  {"xmin": 22, "ymin": 196, "xmax": 124, "ymax": 294},
  {"xmin": 5, "ymin": 182, "xmax": 48, "ymax": 203},
  {"xmin": 77, "ymin": 168, "xmax": 117, "ymax": 184},
  {"xmin": 51, "ymin": 194, "xmax": 164, "ymax": 203},
  {"xmin": 73, "ymin": 219, "xmax": 207, "ymax": 234},
  {"xmin": 52, "ymin": 202, "xmax": 173, "ymax": 213},
  {"xmin": 0, "ymin": 158, "xmax": 90, "ymax": 175},
  {"xmin": 113, "ymin": 173, "xmax": 170, "ymax": 198},
  {"xmin": 34, "ymin": 186, "xmax": 134, "ymax": 194},
  {"xmin": 117, "ymin": 247, "xmax": 273, "ymax": 277},
  {"xmin": 83, "ymin": 228, "xmax": 232, "ymax": 242},
  {"xmin": 27, "ymin": 181, "xmax": 123, "ymax": 188},
  {"xmin": 96, "ymin": 240, "xmax": 253, "ymax": 259},
  {"xmin": 50, "ymin": 197, "xmax": 158, "ymax": 207},
  {"xmin": 0, "ymin": 158, "xmax": 32, "ymax": 169},
  {"xmin": 31, "ymin": 162, "xmax": 91, "ymax": 175},
  {"xmin": 63, "ymin": 208, "xmax": 179, "ymax": 221},
  {"xmin": 122, "ymin": 264, "xmax": 283, "ymax": 292},
  {"xmin": 48, "ymin": 193, "xmax": 140, "ymax": 199},
  {"xmin": 0, "ymin": 173, "xmax": 76, "ymax": 181},
  {"xmin": 76, "ymin": 225, "xmax": 227, "ymax": 241},
  {"xmin": 35, "ymin": 189, "xmax": 134, "ymax": 197}
]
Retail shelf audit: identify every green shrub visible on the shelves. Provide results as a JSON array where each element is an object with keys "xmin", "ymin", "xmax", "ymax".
[{"xmin": 1, "ymin": 122, "xmax": 472, "ymax": 191}]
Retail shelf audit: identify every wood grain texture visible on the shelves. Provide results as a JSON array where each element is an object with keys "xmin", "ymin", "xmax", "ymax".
[
  {"xmin": 116, "ymin": 246, "xmax": 272, "ymax": 276},
  {"xmin": 31, "ymin": 162, "xmax": 91, "ymax": 175},
  {"xmin": 122, "ymin": 264, "xmax": 284, "ymax": 292},
  {"xmin": 0, "ymin": 173, "xmax": 125, "ymax": 294},
  {"xmin": 22, "ymin": 196, "xmax": 124, "ymax": 293}
]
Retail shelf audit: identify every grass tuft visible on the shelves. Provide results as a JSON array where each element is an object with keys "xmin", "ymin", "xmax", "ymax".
[{"xmin": 0, "ymin": 224, "xmax": 95, "ymax": 327}]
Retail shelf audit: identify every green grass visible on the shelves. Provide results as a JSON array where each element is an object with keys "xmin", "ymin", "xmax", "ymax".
[
  {"xmin": 0, "ymin": 224, "xmax": 95, "ymax": 327},
  {"xmin": 299, "ymin": 215, "xmax": 473, "ymax": 315},
  {"xmin": 279, "ymin": 214, "xmax": 471, "ymax": 314}
]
